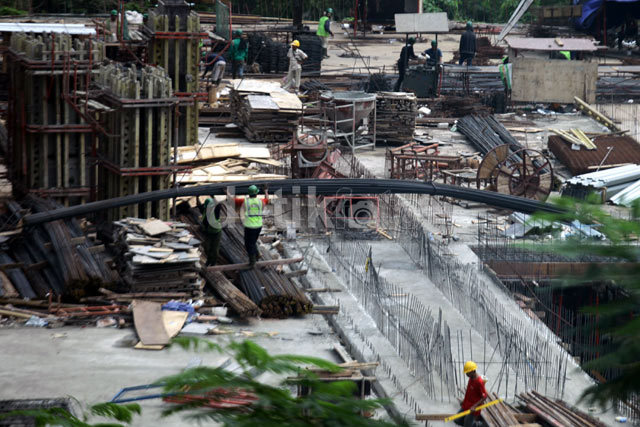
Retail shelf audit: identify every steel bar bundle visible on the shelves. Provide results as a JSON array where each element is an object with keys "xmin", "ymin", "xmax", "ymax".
[
  {"xmin": 0, "ymin": 196, "xmax": 116, "ymax": 300},
  {"xmin": 179, "ymin": 207, "xmax": 262, "ymax": 317},
  {"xmin": 220, "ymin": 223, "xmax": 312, "ymax": 318},
  {"xmin": 456, "ymin": 115, "xmax": 523, "ymax": 155},
  {"xmin": 96, "ymin": 63, "xmax": 178, "ymax": 221},
  {"xmin": 6, "ymin": 32, "xmax": 104, "ymax": 205},
  {"xmin": 518, "ymin": 391, "xmax": 607, "ymax": 426}
]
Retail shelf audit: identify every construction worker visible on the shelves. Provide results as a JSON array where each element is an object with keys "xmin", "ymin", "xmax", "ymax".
[
  {"xmin": 202, "ymin": 50, "xmax": 226, "ymax": 86},
  {"xmin": 394, "ymin": 37, "xmax": 417, "ymax": 92},
  {"xmin": 106, "ymin": 10, "xmax": 119, "ymax": 41},
  {"xmin": 236, "ymin": 185, "xmax": 269, "ymax": 267},
  {"xmin": 458, "ymin": 21, "xmax": 476, "ymax": 66},
  {"xmin": 229, "ymin": 29, "xmax": 249, "ymax": 79},
  {"xmin": 282, "ymin": 40, "xmax": 307, "ymax": 92},
  {"xmin": 455, "ymin": 361, "xmax": 488, "ymax": 427},
  {"xmin": 199, "ymin": 197, "xmax": 223, "ymax": 266},
  {"xmin": 424, "ymin": 40, "xmax": 442, "ymax": 66},
  {"xmin": 317, "ymin": 8, "xmax": 334, "ymax": 59}
]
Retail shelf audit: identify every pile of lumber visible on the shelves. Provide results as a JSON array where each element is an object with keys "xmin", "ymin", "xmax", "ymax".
[
  {"xmin": 113, "ymin": 218, "xmax": 203, "ymax": 294},
  {"xmin": 0, "ymin": 197, "xmax": 117, "ymax": 300},
  {"xmin": 373, "ymin": 92, "xmax": 416, "ymax": 144},
  {"xmin": 230, "ymin": 80, "xmax": 302, "ymax": 143},
  {"xmin": 518, "ymin": 391, "xmax": 607, "ymax": 426},
  {"xmin": 429, "ymin": 96, "xmax": 492, "ymax": 117}
]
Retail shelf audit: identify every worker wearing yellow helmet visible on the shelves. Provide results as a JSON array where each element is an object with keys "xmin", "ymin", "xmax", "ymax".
[
  {"xmin": 455, "ymin": 361, "xmax": 488, "ymax": 426},
  {"xmin": 282, "ymin": 40, "xmax": 307, "ymax": 93}
]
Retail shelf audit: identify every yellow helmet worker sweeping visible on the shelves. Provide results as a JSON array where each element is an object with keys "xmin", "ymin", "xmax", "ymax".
[{"xmin": 453, "ymin": 361, "xmax": 489, "ymax": 426}]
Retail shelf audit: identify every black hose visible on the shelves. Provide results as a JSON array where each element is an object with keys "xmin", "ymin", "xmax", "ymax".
[{"xmin": 22, "ymin": 179, "xmax": 565, "ymax": 226}]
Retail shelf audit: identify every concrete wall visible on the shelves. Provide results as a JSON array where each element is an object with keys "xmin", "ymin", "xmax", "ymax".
[{"xmin": 511, "ymin": 57, "xmax": 597, "ymax": 103}]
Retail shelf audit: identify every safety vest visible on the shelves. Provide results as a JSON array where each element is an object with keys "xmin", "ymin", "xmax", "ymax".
[
  {"xmin": 243, "ymin": 197, "xmax": 263, "ymax": 229},
  {"xmin": 317, "ymin": 16, "xmax": 330, "ymax": 37},
  {"xmin": 559, "ymin": 51, "xmax": 571, "ymax": 60},
  {"xmin": 202, "ymin": 201, "xmax": 222, "ymax": 232}
]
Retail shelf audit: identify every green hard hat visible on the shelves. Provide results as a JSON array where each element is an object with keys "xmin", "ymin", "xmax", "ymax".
[
  {"xmin": 407, "ymin": 37, "xmax": 415, "ymax": 44},
  {"xmin": 110, "ymin": 9, "xmax": 118, "ymax": 15},
  {"xmin": 204, "ymin": 197, "xmax": 214, "ymax": 207},
  {"xmin": 248, "ymin": 185, "xmax": 259, "ymax": 195},
  {"xmin": 466, "ymin": 21, "xmax": 473, "ymax": 29},
  {"xmin": 326, "ymin": 8, "xmax": 333, "ymax": 14},
  {"xmin": 431, "ymin": 40, "xmax": 437, "ymax": 46},
  {"xmin": 143, "ymin": 13, "xmax": 148, "ymax": 18}
]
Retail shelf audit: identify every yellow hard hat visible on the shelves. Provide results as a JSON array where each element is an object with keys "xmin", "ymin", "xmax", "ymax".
[
  {"xmin": 463, "ymin": 361, "xmax": 477, "ymax": 374},
  {"xmin": 291, "ymin": 40, "xmax": 300, "ymax": 47}
]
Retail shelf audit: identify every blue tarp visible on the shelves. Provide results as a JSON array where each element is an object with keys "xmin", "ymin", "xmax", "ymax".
[{"xmin": 574, "ymin": 0, "xmax": 640, "ymax": 29}]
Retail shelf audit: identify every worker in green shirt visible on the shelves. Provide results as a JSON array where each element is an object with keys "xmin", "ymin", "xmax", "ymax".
[
  {"xmin": 229, "ymin": 29, "xmax": 249, "ymax": 79},
  {"xmin": 316, "ymin": 8, "xmax": 334, "ymax": 59}
]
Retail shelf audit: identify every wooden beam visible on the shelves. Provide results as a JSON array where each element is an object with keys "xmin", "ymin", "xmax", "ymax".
[
  {"xmin": 206, "ymin": 257, "xmax": 303, "ymax": 272},
  {"xmin": 415, "ymin": 414, "xmax": 450, "ymax": 421},
  {"xmin": 514, "ymin": 413, "xmax": 538, "ymax": 423}
]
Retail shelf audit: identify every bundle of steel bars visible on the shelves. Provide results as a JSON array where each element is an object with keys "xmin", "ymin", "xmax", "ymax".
[
  {"xmin": 0, "ymin": 196, "xmax": 117, "ymax": 300},
  {"xmin": 220, "ymin": 223, "xmax": 312, "ymax": 318},
  {"xmin": 456, "ymin": 115, "xmax": 523, "ymax": 155}
]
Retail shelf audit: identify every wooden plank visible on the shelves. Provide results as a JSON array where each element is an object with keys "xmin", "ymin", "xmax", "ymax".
[
  {"xmin": 415, "ymin": 414, "xmax": 449, "ymax": 421},
  {"xmin": 132, "ymin": 300, "xmax": 170, "ymax": 345},
  {"xmin": 139, "ymin": 219, "xmax": 172, "ymax": 236},
  {"xmin": 206, "ymin": 257, "xmax": 303, "ymax": 272},
  {"xmin": 514, "ymin": 414, "xmax": 538, "ymax": 423},
  {"xmin": 333, "ymin": 344, "xmax": 355, "ymax": 363}
]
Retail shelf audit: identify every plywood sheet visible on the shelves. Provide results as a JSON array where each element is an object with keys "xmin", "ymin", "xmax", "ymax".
[
  {"xmin": 270, "ymin": 91, "xmax": 303, "ymax": 110},
  {"xmin": 394, "ymin": 12, "xmax": 449, "ymax": 33},
  {"xmin": 511, "ymin": 58, "xmax": 597, "ymax": 103},
  {"xmin": 132, "ymin": 300, "xmax": 170, "ymax": 345},
  {"xmin": 139, "ymin": 219, "xmax": 171, "ymax": 237}
]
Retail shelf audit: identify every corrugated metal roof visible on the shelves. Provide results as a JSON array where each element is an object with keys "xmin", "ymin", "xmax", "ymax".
[
  {"xmin": 610, "ymin": 178, "xmax": 640, "ymax": 206},
  {"xmin": 548, "ymin": 135, "xmax": 640, "ymax": 175},
  {"xmin": 566, "ymin": 164, "xmax": 640, "ymax": 188},
  {"xmin": 505, "ymin": 37, "xmax": 598, "ymax": 51},
  {"xmin": 0, "ymin": 23, "xmax": 95, "ymax": 35}
]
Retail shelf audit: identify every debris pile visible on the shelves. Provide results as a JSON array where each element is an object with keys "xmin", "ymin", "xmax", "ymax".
[
  {"xmin": 113, "ymin": 218, "xmax": 203, "ymax": 294},
  {"xmin": 174, "ymin": 143, "xmax": 287, "ymax": 184},
  {"xmin": 373, "ymin": 92, "xmax": 416, "ymax": 144},
  {"xmin": 230, "ymin": 80, "xmax": 302, "ymax": 143}
]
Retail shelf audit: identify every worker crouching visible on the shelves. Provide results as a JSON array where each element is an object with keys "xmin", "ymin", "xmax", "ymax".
[{"xmin": 456, "ymin": 361, "xmax": 488, "ymax": 427}]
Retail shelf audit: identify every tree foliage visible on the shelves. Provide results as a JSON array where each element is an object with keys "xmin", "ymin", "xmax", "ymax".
[{"xmin": 531, "ymin": 197, "xmax": 640, "ymax": 410}]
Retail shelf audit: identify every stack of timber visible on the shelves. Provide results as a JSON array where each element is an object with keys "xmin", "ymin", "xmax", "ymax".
[
  {"xmin": 113, "ymin": 218, "xmax": 203, "ymax": 294},
  {"xmin": 230, "ymin": 80, "xmax": 302, "ymax": 143},
  {"xmin": 0, "ymin": 197, "xmax": 117, "ymax": 300},
  {"xmin": 481, "ymin": 392, "xmax": 520, "ymax": 427},
  {"xmin": 174, "ymin": 143, "xmax": 287, "ymax": 184},
  {"xmin": 178, "ymin": 205, "xmax": 262, "ymax": 318},
  {"xmin": 96, "ymin": 63, "xmax": 177, "ymax": 221},
  {"xmin": 373, "ymin": 92, "xmax": 416, "ymax": 144},
  {"xmin": 428, "ymin": 96, "xmax": 492, "ymax": 117},
  {"xmin": 518, "ymin": 391, "xmax": 607, "ymax": 426},
  {"xmin": 6, "ymin": 32, "xmax": 104, "ymax": 205}
]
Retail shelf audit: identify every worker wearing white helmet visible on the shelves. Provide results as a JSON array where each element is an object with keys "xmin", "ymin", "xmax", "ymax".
[
  {"xmin": 455, "ymin": 361, "xmax": 488, "ymax": 426},
  {"xmin": 282, "ymin": 40, "xmax": 307, "ymax": 93}
]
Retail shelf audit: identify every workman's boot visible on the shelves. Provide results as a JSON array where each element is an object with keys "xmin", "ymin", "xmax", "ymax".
[
  {"xmin": 249, "ymin": 254, "xmax": 256, "ymax": 268},
  {"xmin": 323, "ymin": 48, "xmax": 330, "ymax": 59}
]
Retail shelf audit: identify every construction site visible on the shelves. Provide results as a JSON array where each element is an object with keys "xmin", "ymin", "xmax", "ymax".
[{"xmin": 0, "ymin": 0, "xmax": 639, "ymax": 425}]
